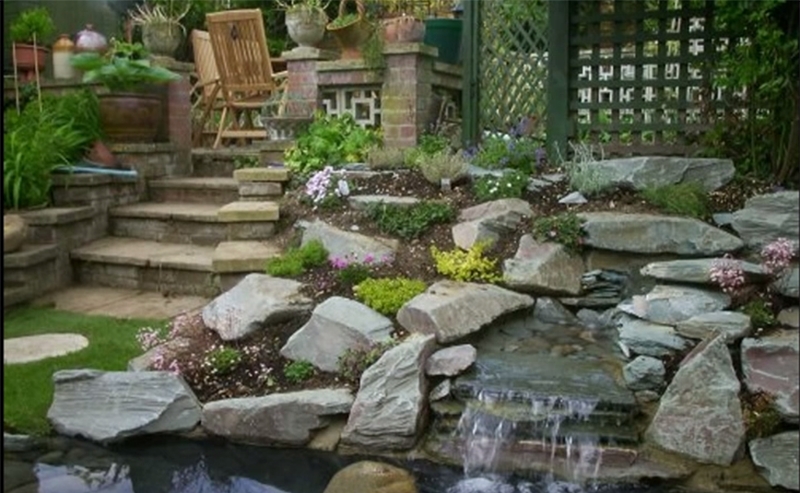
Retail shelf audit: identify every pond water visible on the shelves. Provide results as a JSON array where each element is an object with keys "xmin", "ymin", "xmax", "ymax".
[{"xmin": 4, "ymin": 435, "xmax": 693, "ymax": 493}]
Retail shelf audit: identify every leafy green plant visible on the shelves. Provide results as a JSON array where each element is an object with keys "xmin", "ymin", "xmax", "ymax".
[
  {"xmin": 430, "ymin": 242, "xmax": 501, "ymax": 283},
  {"xmin": 203, "ymin": 346, "xmax": 242, "ymax": 376},
  {"xmin": 265, "ymin": 240, "xmax": 329, "ymax": 277},
  {"xmin": 234, "ymin": 155, "xmax": 261, "ymax": 169},
  {"xmin": 353, "ymin": 277, "xmax": 427, "ymax": 315},
  {"xmin": 742, "ymin": 391, "xmax": 783, "ymax": 440},
  {"xmin": 366, "ymin": 200, "xmax": 455, "ymax": 239},
  {"xmin": 362, "ymin": 27, "xmax": 385, "ymax": 71},
  {"xmin": 70, "ymin": 40, "xmax": 181, "ymax": 93},
  {"xmin": 328, "ymin": 12, "xmax": 359, "ymax": 28},
  {"xmin": 532, "ymin": 212, "xmax": 586, "ymax": 253},
  {"xmin": 418, "ymin": 150, "xmax": 469, "ymax": 185},
  {"xmin": 283, "ymin": 360, "xmax": 316, "ymax": 383},
  {"xmin": 473, "ymin": 170, "xmax": 528, "ymax": 202},
  {"xmin": 284, "ymin": 112, "xmax": 381, "ymax": 176},
  {"xmin": 10, "ymin": 7, "xmax": 56, "ymax": 44},
  {"xmin": 640, "ymin": 182, "xmax": 710, "ymax": 219},
  {"xmin": 337, "ymin": 339, "xmax": 398, "ymax": 384},
  {"xmin": 471, "ymin": 136, "xmax": 542, "ymax": 174},
  {"xmin": 741, "ymin": 298, "xmax": 777, "ymax": 329},
  {"xmin": 405, "ymin": 133, "xmax": 450, "ymax": 167}
]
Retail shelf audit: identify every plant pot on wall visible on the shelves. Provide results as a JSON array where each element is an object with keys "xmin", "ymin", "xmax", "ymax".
[
  {"xmin": 97, "ymin": 93, "xmax": 163, "ymax": 143},
  {"xmin": 327, "ymin": 0, "xmax": 374, "ymax": 59},
  {"xmin": 12, "ymin": 44, "xmax": 49, "ymax": 82},
  {"xmin": 382, "ymin": 16, "xmax": 425, "ymax": 43},
  {"xmin": 142, "ymin": 22, "xmax": 183, "ymax": 57},
  {"xmin": 423, "ymin": 17, "xmax": 462, "ymax": 64},
  {"xmin": 286, "ymin": 7, "xmax": 329, "ymax": 48}
]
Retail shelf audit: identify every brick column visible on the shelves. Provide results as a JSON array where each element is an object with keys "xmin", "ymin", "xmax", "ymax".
[
  {"xmin": 381, "ymin": 43, "xmax": 437, "ymax": 148},
  {"xmin": 282, "ymin": 47, "xmax": 337, "ymax": 116},
  {"xmin": 152, "ymin": 56, "xmax": 194, "ymax": 176}
]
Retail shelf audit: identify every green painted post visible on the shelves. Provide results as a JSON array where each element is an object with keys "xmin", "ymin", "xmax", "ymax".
[
  {"xmin": 546, "ymin": 0, "xmax": 570, "ymax": 161},
  {"xmin": 461, "ymin": 0, "xmax": 481, "ymax": 148}
]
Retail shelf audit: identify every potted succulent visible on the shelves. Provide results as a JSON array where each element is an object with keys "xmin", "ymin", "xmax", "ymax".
[
  {"xmin": 128, "ymin": 0, "xmax": 190, "ymax": 58},
  {"xmin": 9, "ymin": 7, "xmax": 56, "ymax": 82},
  {"xmin": 278, "ymin": 0, "xmax": 332, "ymax": 49},
  {"xmin": 327, "ymin": 0, "xmax": 374, "ymax": 59},
  {"xmin": 70, "ymin": 39, "xmax": 181, "ymax": 143}
]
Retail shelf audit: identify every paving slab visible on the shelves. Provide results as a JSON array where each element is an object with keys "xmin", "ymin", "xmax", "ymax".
[
  {"xmin": 4, "ymin": 333, "xmax": 89, "ymax": 364},
  {"xmin": 217, "ymin": 201, "xmax": 280, "ymax": 222},
  {"xmin": 33, "ymin": 286, "xmax": 208, "ymax": 320}
]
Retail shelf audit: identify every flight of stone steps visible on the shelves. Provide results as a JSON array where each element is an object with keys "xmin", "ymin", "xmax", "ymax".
[{"xmin": 69, "ymin": 148, "xmax": 287, "ymax": 298}]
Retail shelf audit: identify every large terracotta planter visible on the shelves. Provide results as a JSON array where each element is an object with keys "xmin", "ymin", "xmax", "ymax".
[
  {"xmin": 142, "ymin": 22, "xmax": 183, "ymax": 57},
  {"xmin": 382, "ymin": 16, "xmax": 425, "ymax": 43},
  {"xmin": 286, "ymin": 8, "xmax": 328, "ymax": 48},
  {"xmin": 327, "ymin": 0, "xmax": 373, "ymax": 59},
  {"xmin": 98, "ymin": 93, "xmax": 162, "ymax": 143},
  {"xmin": 12, "ymin": 44, "xmax": 49, "ymax": 81}
]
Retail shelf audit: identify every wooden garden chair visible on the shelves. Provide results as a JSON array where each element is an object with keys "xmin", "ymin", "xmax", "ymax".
[
  {"xmin": 190, "ymin": 29, "xmax": 224, "ymax": 147},
  {"xmin": 205, "ymin": 9, "xmax": 288, "ymax": 149}
]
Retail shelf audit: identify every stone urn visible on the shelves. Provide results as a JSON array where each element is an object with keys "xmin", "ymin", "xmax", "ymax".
[
  {"xmin": 4, "ymin": 214, "xmax": 28, "ymax": 254},
  {"xmin": 142, "ymin": 22, "xmax": 183, "ymax": 57},
  {"xmin": 286, "ymin": 7, "xmax": 329, "ymax": 48}
]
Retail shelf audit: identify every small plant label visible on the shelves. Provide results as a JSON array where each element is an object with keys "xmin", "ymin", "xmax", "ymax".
[
  {"xmin": 441, "ymin": 178, "xmax": 452, "ymax": 192},
  {"xmin": 337, "ymin": 179, "xmax": 351, "ymax": 197}
]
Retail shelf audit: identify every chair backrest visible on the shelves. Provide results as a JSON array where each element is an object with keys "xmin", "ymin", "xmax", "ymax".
[
  {"xmin": 190, "ymin": 29, "xmax": 221, "ymax": 102},
  {"xmin": 205, "ymin": 9, "xmax": 276, "ymax": 96}
]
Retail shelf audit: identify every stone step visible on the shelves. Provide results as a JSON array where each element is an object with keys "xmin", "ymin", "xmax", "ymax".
[
  {"xmin": 191, "ymin": 147, "xmax": 262, "ymax": 177},
  {"xmin": 148, "ymin": 177, "xmax": 239, "ymax": 205},
  {"xmin": 70, "ymin": 237, "xmax": 279, "ymax": 297},
  {"xmin": 217, "ymin": 201, "xmax": 280, "ymax": 222},
  {"xmin": 109, "ymin": 202, "xmax": 276, "ymax": 246}
]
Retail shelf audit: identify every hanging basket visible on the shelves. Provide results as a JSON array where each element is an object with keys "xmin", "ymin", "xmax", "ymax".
[{"xmin": 326, "ymin": 0, "xmax": 373, "ymax": 59}]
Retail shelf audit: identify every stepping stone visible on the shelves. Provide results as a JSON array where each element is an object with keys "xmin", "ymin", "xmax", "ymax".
[
  {"xmin": 233, "ymin": 167, "xmax": 289, "ymax": 182},
  {"xmin": 4, "ymin": 333, "xmax": 89, "ymax": 364},
  {"xmin": 348, "ymin": 195, "xmax": 419, "ymax": 210},
  {"xmin": 212, "ymin": 241, "xmax": 281, "ymax": 273},
  {"xmin": 217, "ymin": 201, "xmax": 279, "ymax": 222}
]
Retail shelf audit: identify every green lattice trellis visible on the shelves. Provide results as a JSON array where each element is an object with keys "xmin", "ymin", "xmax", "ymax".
[{"xmin": 476, "ymin": 0, "xmax": 549, "ymax": 139}]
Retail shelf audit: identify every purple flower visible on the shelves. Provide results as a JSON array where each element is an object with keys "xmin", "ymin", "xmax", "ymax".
[
  {"xmin": 329, "ymin": 256, "xmax": 349, "ymax": 269},
  {"xmin": 363, "ymin": 253, "xmax": 375, "ymax": 264},
  {"xmin": 760, "ymin": 237, "xmax": 795, "ymax": 275}
]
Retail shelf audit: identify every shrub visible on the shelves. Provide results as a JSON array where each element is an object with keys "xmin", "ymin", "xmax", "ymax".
[
  {"xmin": 354, "ymin": 277, "xmax": 427, "ymax": 316},
  {"xmin": 640, "ymin": 182, "xmax": 710, "ymax": 219},
  {"xmin": 430, "ymin": 242, "xmax": 501, "ymax": 283},
  {"xmin": 283, "ymin": 360, "xmax": 315, "ymax": 383},
  {"xmin": 337, "ymin": 339, "xmax": 398, "ymax": 384},
  {"xmin": 366, "ymin": 201, "xmax": 455, "ymax": 239},
  {"xmin": 265, "ymin": 240, "xmax": 329, "ymax": 277},
  {"xmin": 203, "ymin": 346, "xmax": 242, "ymax": 376},
  {"xmin": 471, "ymin": 136, "xmax": 543, "ymax": 174},
  {"xmin": 417, "ymin": 150, "xmax": 469, "ymax": 185},
  {"xmin": 366, "ymin": 146, "xmax": 406, "ymax": 170},
  {"xmin": 532, "ymin": 212, "xmax": 586, "ymax": 253},
  {"xmin": 284, "ymin": 112, "xmax": 381, "ymax": 177},
  {"xmin": 473, "ymin": 170, "xmax": 529, "ymax": 202},
  {"xmin": 10, "ymin": 7, "xmax": 55, "ymax": 43}
]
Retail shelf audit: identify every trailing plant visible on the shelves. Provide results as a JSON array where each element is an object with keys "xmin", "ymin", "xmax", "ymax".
[
  {"xmin": 202, "ymin": 345, "xmax": 242, "ymax": 376},
  {"xmin": 265, "ymin": 240, "xmax": 329, "ymax": 277},
  {"xmin": 471, "ymin": 135, "xmax": 543, "ymax": 174},
  {"xmin": 353, "ymin": 276, "xmax": 426, "ymax": 315},
  {"xmin": 640, "ymin": 182, "xmax": 710, "ymax": 219},
  {"xmin": 9, "ymin": 7, "xmax": 56, "ymax": 44},
  {"xmin": 284, "ymin": 112, "xmax": 381, "ymax": 176},
  {"xmin": 70, "ymin": 39, "xmax": 181, "ymax": 93},
  {"xmin": 337, "ymin": 339, "xmax": 398, "ymax": 384},
  {"xmin": 532, "ymin": 212, "xmax": 586, "ymax": 253},
  {"xmin": 283, "ymin": 360, "xmax": 316, "ymax": 383},
  {"xmin": 418, "ymin": 150, "xmax": 469, "ymax": 185},
  {"xmin": 365, "ymin": 200, "xmax": 455, "ymax": 239},
  {"xmin": 473, "ymin": 170, "xmax": 528, "ymax": 202},
  {"xmin": 430, "ymin": 242, "xmax": 501, "ymax": 283},
  {"xmin": 366, "ymin": 145, "xmax": 407, "ymax": 170},
  {"xmin": 304, "ymin": 166, "xmax": 349, "ymax": 209}
]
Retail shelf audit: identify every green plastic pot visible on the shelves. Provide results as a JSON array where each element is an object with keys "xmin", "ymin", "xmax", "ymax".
[{"xmin": 423, "ymin": 18, "xmax": 462, "ymax": 65}]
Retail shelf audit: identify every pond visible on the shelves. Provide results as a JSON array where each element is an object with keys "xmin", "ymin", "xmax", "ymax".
[{"xmin": 3, "ymin": 435, "xmax": 694, "ymax": 493}]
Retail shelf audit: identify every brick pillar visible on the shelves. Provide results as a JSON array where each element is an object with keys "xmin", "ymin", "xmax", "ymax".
[
  {"xmin": 282, "ymin": 47, "xmax": 337, "ymax": 116},
  {"xmin": 381, "ymin": 43, "xmax": 436, "ymax": 148},
  {"xmin": 153, "ymin": 56, "xmax": 194, "ymax": 176}
]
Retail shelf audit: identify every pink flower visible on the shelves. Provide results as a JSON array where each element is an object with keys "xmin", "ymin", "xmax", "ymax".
[
  {"xmin": 709, "ymin": 255, "xmax": 746, "ymax": 295},
  {"xmin": 760, "ymin": 238, "xmax": 795, "ymax": 276},
  {"xmin": 363, "ymin": 253, "xmax": 375, "ymax": 264}
]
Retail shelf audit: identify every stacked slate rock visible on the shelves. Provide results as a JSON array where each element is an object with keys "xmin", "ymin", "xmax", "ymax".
[{"xmin": 577, "ymin": 269, "xmax": 628, "ymax": 306}]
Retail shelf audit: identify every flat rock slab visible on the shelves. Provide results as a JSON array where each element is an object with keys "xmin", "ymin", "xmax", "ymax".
[
  {"xmin": 502, "ymin": 235, "xmax": 584, "ymax": 296},
  {"xmin": 675, "ymin": 311, "xmax": 751, "ymax": 343},
  {"xmin": 640, "ymin": 258, "xmax": 766, "ymax": 285},
  {"xmin": 741, "ymin": 330, "xmax": 799, "ymax": 423},
  {"xmin": 582, "ymin": 156, "xmax": 735, "ymax": 192},
  {"xmin": 749, "ymin": 431, "xmax": 800, "ymax": 491},
  {"xmin": 4, "ymin": 333, "xmax": 89, "ymax": 364},
  {"xmin": 773, "ymin": 264, "xmax": 799, "ymax": 299},
  {"xmin": 212, "ymin": 240, "xmax": 281, "ymax": 273},
  {"xmin": 348, "ymin": 195, "xmax": 420, "ymax": 210},
  {"xmin": 731, "ymin": 191, "xmax": 799, "ymax": 250},
  {"xmin": 233, "ymin": 167, "xmax": 289, "ymax": 182},
  {"xmin": 426, "ymin": 344, "xmax": 477, "ymax": 377},
  {"xmin": 579, "ymin": 212, "xmax": 743, "ymax": 256},
  {"xmin": 217, "ymin": 201, "xmax": 279, "ymax": 222},
  {"xmin": 620, "ymin": 284, "xmax": 731, "ymax": 325},
  {"xmin": 617, "ymin": 316, "xmax": 691, "ymax": 358},
  {"xmin": 301, "ymin": 219, "xmax": 398, "ymax": 262},
  {"xmin": 453, "ymin": 351, "xmax": 636, "ymax": 410}
]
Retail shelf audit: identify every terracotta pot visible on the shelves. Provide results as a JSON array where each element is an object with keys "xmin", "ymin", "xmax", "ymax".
[
  {"xmin": 142, "ymin": 22, "xmax": 183, "ymax": 57},
  {"xmin": 86, "ymin": 140, "xmax": 118, "ymax": 168},
  {"xmin": 286, "ymin": 8, "xmax": 328, "ymax": 48},
  {"xmin": 327, "ymin": 0, "xmax": 373, "ymax": 59},
  {"xmin": 382, "ymin": 16, "xmax": 425, "ymax": 43},
  {"xmin": 98, "ymin": 93, "xmax": 162, "ymax": 143},
  {"xmin": 13, "ymin": 44, "xmax": 48, "ymax": 81}
]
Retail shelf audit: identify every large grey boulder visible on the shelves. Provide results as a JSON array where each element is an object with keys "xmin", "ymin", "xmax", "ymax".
[
  {"xmin": 533, "ymin": 297, "xmax": 580, "ymax": 325},
  {"xmin": 201, "ymin": 388, "xmax": 353, "ymax": 446},
  {"xmin": 640, "ymin": 258, "xmax": 766, "ymax": 285},
  {"xmin": 425, "ymin": 344, "xmax": 477, "ymax": 377},
  {"xmin": 749, "ymin": 432, "xmax": 800, "ymax": 491},
  {"xmin": 617, "ymin": 315, "xmax": 691, "ymax": 358},
  {"xmin": 579, "ymin": 212, "xmax": 744, "ymax": 255},
  {"xmin": 47, "ymin": 370, "xmax": 201, "ymax": 444},
  {"xmin": 623, "ymin": 355, "xmax": 666, "ymax": 391},
  {"xmin": 280, "ymin": 297, "xmax": 394, "ymax": 372},
  {"xmin": 741, "ymin": 330, "xmax": 799, "ymax": 423},
  {"xmin": 397, "ymin": 281, "xmax": 534, "ymax": 343},
  {"xmin": 646, "ymin": 334, "xmax": 745, "ymax": 465},
  {"xmin": 502, "ymin": 234, "xmax": 584, "ymax": 296},
  {"xmin": 731, "ymin": 191, "xmax": 799, "ymax": 250},
  {"xmin": 581, "ymin": 156, "xmax": 735, "ymax": 192},
  {"xmin": 674, "ymin": 311, "xmax": 752, "ymax": 343},
  {"xmin": 341, "ymin": 333, "xmax": 436, "ymax": 450},
  {"xmin": 452, "ymin": 198, "xmax": 533, "ymax": 250},
  {"xmin": 619, "ymin": 284, "xmax": 730, "ymax": 325},
  {"xmin": 301, "ymin": 219, "xmax": 398, "ymax": 262},
  {"xmin": 773, "ymin": 264, "xmax": 799, "ymax": 299},
  {"xmin": 202, "ymin": 274, "xmax": 312, "ymax": 341}
]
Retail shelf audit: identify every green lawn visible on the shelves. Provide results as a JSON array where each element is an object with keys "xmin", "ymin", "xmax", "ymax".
[{"xmin": 3, "ymin": 306, "xmax": 164, "ymax": 436}]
